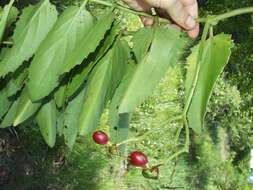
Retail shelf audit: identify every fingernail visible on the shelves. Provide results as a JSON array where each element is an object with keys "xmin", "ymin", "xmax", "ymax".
[{"xmin": 185, "ymin": 16, "xmax": 196, "ymax": 29}]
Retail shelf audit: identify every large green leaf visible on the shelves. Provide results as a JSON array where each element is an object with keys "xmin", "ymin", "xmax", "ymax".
[
  {"xmin": 0, "ymin": 0, "xmax": 15, "ymax": 42},
  {"xmin": 119, "ymin": 25, "xmax": 184, "ymax": 113},
  {"xmin": 0, "ymin": 0, "xmax": 58, "ymax": 77},
  {"xmin": 59, "ymin": 10, "xmax": 115, "ymax": 75},
  {"xmin": 13, "ymin": 88, "xmax": 41, "ymax": 126},
  {"xmin": 186, "ymin": 34, "xmax": 234, "ymax": 133},
  {"xmin": 28, "ymin": 6, "xmax": 94, "ymax": 101},
  {"xmin": 36, "ymin": 100, "xmax": 57, "ymax": 147},
  {"xmin": 65, "ymin": 21, "xmax": 120, "ymax": 98},
  {"xmin": 0, "ymin": 100, "xmax": 17, "ymax": 128},
  {"xmin": 63, "ymin": 87, "xmax": 86, "ymax": 149},
  {"xmin": 78, "ymin": 40, "xmax": 130, "ymax": 135},
  {"xmin": 108, "ymin": 62, "xmax": 136, "ymax": 143}
]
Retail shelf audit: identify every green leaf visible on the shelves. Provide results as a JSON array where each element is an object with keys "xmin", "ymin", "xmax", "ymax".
[
  {"xmin": 132, "ymin": 26, "xmax": 154, "ymax": 62},
  {"xmin": 13, "ymin": 88, "xmax": 41, "ymax": 126},
  {"xmin": 6, "ymin": 67, "xmax": 28, "ymax": 97},
  {"xmin": 63, "ymin": 87, "xmax": 86, "ymax": 149},
  {"xmin": 184, "ymin": 44, "xmax": 199, "ymax": 101},
  {"xmin": 65, "ymin": 21, "xmax": 120, "ymax": 98},
  {"xmin": 0, "ymin": 100, "xmax": 18, "ymax": 128},
  {"xmin": 116, "ymin": 114, "xmax": 131, "ymax": 155},
  {"xmin": 0, "ymin": 89, "xmax": 12, "ymax": 119},
  {"xmin": 119, "ymin": 25, "xmax": 184, "ymax": 113},
  {"xmin": 59, "ymin": 10, "xmax": 115, "ymax": 75},
  {"xmin": 56, "ymin": 111, "xmax": 64, "ymax": 136},
  {"xmin": 36, "ymin": 100, "xmax": 57, "ymax": 147},
  {"xmin": 0, "ymin": 0, "xmax": 15, "ymax": 42},
  {"xmin": 78, "ymin": 40, "xmax": 130, "ymax": 135},
  {"xmin": 5, "ymin": 6, "xmax": 19, "ymax": 28},
  {"xmin": 54, "ymin": 84, "xmax": 67, "ymax": 108},
  {"xmin": 0, "ymin": 0, "xmax": 58, "ymax": 77},
  {"xmin": 186, "ymin": 34, "xmax": 234, "ymax": 133},
  {"xmin": 28, "ymin": 6, "xmax": 94, "ymax": 101},
  {"xmin": 109, "ymin": 61, "xmax": 136, "ymax": 143}
]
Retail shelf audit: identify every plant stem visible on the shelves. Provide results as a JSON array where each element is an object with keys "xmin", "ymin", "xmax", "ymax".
[
  {"xmin": 197, "ymin": 7, "xmax": 253, "ymax": 23},
  {"xmin": 2, "ymin": 41, "xmax": 13, "ymax": 45},
  {"xmin": 89, "ymin": 0, "xmax": 169, "ymax": 23},
  {"xmin": 89, "ymin": 2, "xmax": 253, "ymax": 25},
  {"xmin": 116, "ymin": 116, "xmax": 182, "ymax": 147}
]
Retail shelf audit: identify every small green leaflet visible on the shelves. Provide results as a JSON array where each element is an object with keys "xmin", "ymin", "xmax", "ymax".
[
  {"xmin": 119, "ymin": 25, "xmax": 184, "ymax": 113},
  {"xmin": 28, "ymin": 6, "xmax": 94, "ymax": 101},
  {"xmin": 185, "ymin": 34, "xmax": 234, "ymax": 133},
  {"xmin": 65, "ymin": 21, "xmax": 120, "ymax": 98},
  {"xmin": 78, "ymin": 40, "xmax": 130, "ymax": 135},
  {"xmin": 0, "ymin": 0, "xmax": 58, "ymax": 77},
  {"xmin": 36, "ymin": 100, "xmax": 57, "ymax": 147},
  {"xmin": 13, "ymin": 87, "xmax": 41, "ymax": 126},
  {"xmin": 0, "ymin": 0, "xmax": 15, "ymax": 42},
  {"xmin": 59, "ymin": 10, "xmax": 115, "ymax": 75},
  {"xmin": 63, "ymin": 87, "xmax": 86, "ymax": 149}
]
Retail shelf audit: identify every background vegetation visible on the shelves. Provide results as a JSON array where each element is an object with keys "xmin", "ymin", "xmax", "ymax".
[{"xmin": 0, "ymin": 0, "xmax": 253, "ymax": 189}]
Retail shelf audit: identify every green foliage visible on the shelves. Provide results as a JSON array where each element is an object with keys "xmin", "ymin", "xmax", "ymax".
[
  {"xmin": 59, "ymin": 10, "xmax": 115, "ymax": 75},
  {"xmin": 0, "ymin": 88, "xmax": 12, "ymax": 119},
  {"xmin": 36, "ymin": 100, "xmax": 57, "ymax": 147},
  {"xmin": 0, "ymin": 0, "xmax": 58, "ymax": 78},
  {"xmin": 28, "ymin": 5, "xmax": 94, "ymax": 101},
  {"xmin": 78, "ymin": 39, "xmax": 130, "ymax": 135},
  {"xmin": 109, "ymin": 61, "xmax": 136, "ymax": 144},
  {"xmin": 63, "ymin": 87, "xmax": 86, "ymax": 149},
  {"xmin": 0, "ymin": 100, "xmax": 18, "ymax": 128},
  {"xmin": 0, "ymin": 1, "xmax": 253, "ymax": 189},
  {"xmin": 119, "ymin": 25, "xmax": 184, "ymax": 113},
  {"xmin": 0, "ymin": 0, "xmax": 15, "ymax": 42},
  {"xmin": 13, "ymin": 87, "xmax": 40, "ymax": 126},
  {"xmin": 185, "ymin": 34, "xmax": 233, "ymax": 133}
]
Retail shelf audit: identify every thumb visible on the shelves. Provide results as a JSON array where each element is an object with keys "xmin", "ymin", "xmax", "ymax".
[{"xmin": 145, "ymin": 0, "xmax": 196, "ymax": 30}]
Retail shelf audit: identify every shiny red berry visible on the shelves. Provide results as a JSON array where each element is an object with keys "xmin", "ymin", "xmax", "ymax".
[
  {"xmin": 129, "ymin": 151, "xmax": 148, "ymax": 167},
  {"xmin": 92, "ymin": 131, "xmax": 109, "ymax": 145}
]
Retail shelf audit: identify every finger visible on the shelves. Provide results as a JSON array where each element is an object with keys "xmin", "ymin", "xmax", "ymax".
[
  {"xmin": 181, "ymin": 0, "xmax": 199, "ymax": 38},
  {"xmin": 140, "ymin": 16, "xmax": 154, "ymax": 26},
  {"xmin": 180, "ymin": 0, "xmax": 198, "ymax": 18},
  {"xmin": 188, "ymin": 23, "xmax": 199, "ymax": 38},
  {"xmin": 144, "ymin": 0, "xmax": 196, "ymax": 30}
]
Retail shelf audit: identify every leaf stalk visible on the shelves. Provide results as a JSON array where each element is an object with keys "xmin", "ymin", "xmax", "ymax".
[{"xmin": 197, "ymin": 7, "xmax": 253, "ymax": 23}]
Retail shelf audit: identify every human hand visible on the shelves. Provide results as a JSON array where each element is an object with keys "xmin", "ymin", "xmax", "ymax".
[{"xmin": 122, "ymin": 0, "xmax": 199, "ymax": 38}]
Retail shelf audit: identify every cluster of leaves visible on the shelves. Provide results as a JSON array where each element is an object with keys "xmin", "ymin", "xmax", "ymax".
[
  {"xmin": 0, "ymin": 0, "xmax": 185, "ymax": 150},
  {"xmin": 0, "ymin": 0, "xmax": 252, "ymax": 189}
]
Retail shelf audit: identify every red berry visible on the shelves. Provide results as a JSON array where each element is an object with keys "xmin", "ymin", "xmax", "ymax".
[
  {"xmin": 92, "ymin": 131, "xmax": 109, "ymax": 145},
  {"xmin": 129, "ymin": 151, "xmax": 148, "ymax": 167}
]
